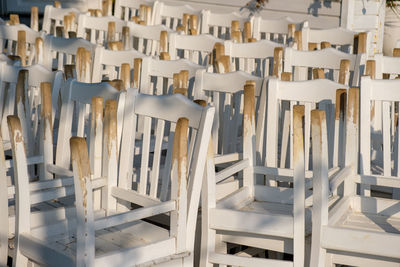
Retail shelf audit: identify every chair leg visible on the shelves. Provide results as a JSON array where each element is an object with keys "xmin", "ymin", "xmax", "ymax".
[
  {"xmin": 215, "ymin": 235, "xmax": 227, "ymax": 267},
  {"xmin": 325, "ymin": 252, "xmax": 334, "ymax": 267}
]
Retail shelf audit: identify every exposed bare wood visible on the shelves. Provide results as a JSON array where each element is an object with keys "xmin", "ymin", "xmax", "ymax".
[
  {"xmin": 215, "ymin": 55, "xmax": 230, "ymax": 74},
  {"xmin": 31, "ymin": 7, "xmax": 39, "ymax": 31},
  {"xmin": 35, "ymin": 37, "xmax": 43, "ymax": 65},
  {"xmin": 108, "ymin": 79, "xmax": 125, "ymax": 91},
  {"xmin": 273, "ymin": 47, "xmax": 283, "ymax": 78},
  {"xmin": 160, "ymin": 31, "xmax": 168, "ymax": 53},
  {"xmin": 281, "ymin": 72, "xmax": 292, "ymax": 81},
  {"xmin": 189, "ymin": 15, "xmax": 198, "ymax": 35},
  {"xmin": 9, "ymin": 14, "xmax": 20, "ymax": 25},
  {"xmin": 321, "ymin": 41, "xmax": 331, "ymax": 49},
  {"xmin": 211, "ymin": 42, "xmax": 225, "ymax": 67},
  {"xmin": 338, "ymin": 59, "xmax": 350, "ymax": 85},
  {"xmin": 313, "ymin": 68, "xmax": 325, "ymax": 79},
  {"xmin": 366, "ymin": 60, "xmax": 376, "ymax": 79},
  {"xmin": 294, "ymin": 30, "xmax": 302, "ymax": 50},
  {"xmin": 231, "ymin": 20, "xmax": 240, "ymax": 32},
  {"xmin": 288, "ymin": 24, "xmax": 296, "ymax": 41},
  {"xmin": 160, "ymin": 52, "xmax": 170, "ymax": 60},
  {"xmin": 308, "ymin": 42, "xmax": 318, "ymax": 51},
  {"xmin": 231, "ymin": 31, "xmax": 242, "ymax": 43},
  {"xmin": 17, "ymin": 31, "xmax": 26, "ymax": 66},
  {"xmin": 243, "ymin": 21, "xmax": 252, "ymax": 42},
  {"xmin": 182, "ymin": 14, "xmax": 190, "ymax": 34},
  {"xmin": 133, "ymin": 58, "xmax": 142, "ymax": 88},
  {"xmin": 107, "ymin": 21, "xmax": 116, "ymax": 43},
  {"xmin": 121, "ymin": 63, "xmax": 131, "ymax": 89},
  {"xmin": 102, "ymin": 0, "xmax": 112, "ymax": 16},
  {"xmin": 357, "ymin": 32, "xmax": 367, "ymax": 54},
  {"xmin": 109, "ymin": 41, "xmax": 123, "ymax": 51}
]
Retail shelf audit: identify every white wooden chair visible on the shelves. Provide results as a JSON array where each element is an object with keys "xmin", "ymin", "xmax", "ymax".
[
  {"xmin": 224, "ymin": 39, "xmax": 284, "ymax": 78},
  {"xmin": 92, "ymin": 45, "xmax": 145, "ymax": 83},
  {"xmin": 302, "ymin": 26, "xmax": 372, "ymax": 55},
  {"xmin": 284, "ymin": 47, "xmax": 366, "ymax": 86},
  {"xmin": 126, "ymin": 22, "xmax": 172, "ymax": 56},
  {"xmin": 76, "ymin": 14, "xmax": 127, "ymax": 46},
  {"xmin": 201, "ymin": 81, "xmax": 308, "ymax": 265},
  {"xmin": 0, "ymin": 24, "xmax": 42, "ymax": 66},
  {"xmin": 1, "ymin": 81, "xmax": 75, "ymax": 265},
  {"xmin": 152, "ymin": 1, "xmax": 201, "ymax": 31},
  {"xmin": 140, "ymin": 56, "xmax": 205, "ymax": 97},
  {"xmin": 42, "ymin": 5, "xmax": 81, "ymax": 35},
  {"xmin": 200, "ymin": 9, "xmax": 248, "ymax": 40},
  {"xmin": 11, "ymin": 89, "xmax": 214, "ymax": 266},
  {"xmin": 114, "ymin": 0, "xmax": 155, "ymax": 22},
  {"xmin": 310, "ymin": 84, "xmax": 400, "ymax": 266},
  {"xmin": 42, "ymin": 35, "xmax": 97, "ymax": 73},
  {"xmin": 169, "ymin": 32, "xmax": 224, "ymax": 66},
  {"xmin": 252, "ymin": 16, "xmax": 307, "ymax": 45},
  {"xmin": 200, "ymin": 75, "xmax": 348, "ymax": 266}
]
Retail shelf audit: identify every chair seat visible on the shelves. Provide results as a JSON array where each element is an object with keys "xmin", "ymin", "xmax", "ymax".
[
  {"xmin": 334, "ymin": 210, "xmax": 400, "ymax": 234},
  {"xmin": 28, "ymin": 219, "xmax": 169, "ymax": 258}
]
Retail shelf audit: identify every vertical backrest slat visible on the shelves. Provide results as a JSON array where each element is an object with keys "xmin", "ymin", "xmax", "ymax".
[
  {"xmin": 170, "ymin": 117, "xmax": 188, "ymax": 252},
  {"xmin": 243, "ymin": 83, "xmax": 256, "ymax": 191},
  {"xmin": 309, "ymin": 109, "xmax": 329, "ymax": 267},
  {"xmin": 70, "ymin": 137, "xmax": 95, "ymax": 266},
  {"xmin": 90, "ymin": 97, "xmax": 103, "ymax": 210},
  {"xmin": 293, "ymin": 105, "xmax": 305, "ymax": 267},
  {"xmin": 149, "ymin": 119, "xmax": 166, "ymax": 198},
  {"xmin": 40, "ymin": 82, "xmax": 53, "ymax": 180},
  {"xmin": 102, "ymin": 100, "xmax": 118, "ymax": 213}
]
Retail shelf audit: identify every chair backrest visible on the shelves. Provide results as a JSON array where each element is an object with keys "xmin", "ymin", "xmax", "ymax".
[
  {"xmin": 92, "ymin": 46, "xmax": 145, "ymax": 83},
  {"xmin": 42, "ymin": 35, "xmax": 97, "ymax": 73},
  {"xmin": 114, "ymin": 0, "xmax": 155, "ymax": 21},
  {"xmin": 224, "ymin": 39, "xmax": 284, "ymax": 78},
  {"xmin": 303, "ymin": 26, "xmax": 372, "ymax": 55},
  {"xmin": 373, "ymin": 53, "xmax": 400, "ymax": 79},
  {"xmin": 193, "ymin": 69, "xmax": 264, "ymax": 156},
  {"xmin": 42, "ymin": 5, "xmax": 81, "ymax": 35},
  {"xmin": 127, "ymin": 22, "xmax": 172, "ymax": 56},
  {"xmin": 76, "ymin": 14, "xmax": 127, "ymax": 45},
  {"xmin": 0, "ymin": 24, "xmax": 42, "ymax": 65},
  {"xmin": 252, "ymin": 16, "xmax": 307, "ymax": 44},
  {"xmin": 360, "ymin": 77, "xmax": 400, "ymax": 177},
  {"xmin": 140, "ymin": 56, "xmax": 205, "ymax": 97},
  {"xmin": 55, "ymin": 79, "xmax": 124, "ymax": 172},
  {"xmin": 0, "ymin": 63, "xmax": 63, "ymax": 144},
  {"xmin": 169, "ymin": 32, "xmax": 223, "ymax": 66},
  {"xmin": 266, "ymin": 78, "xmax": 349, "ymax": 171},
  {"xmin": 118, "ymin": 89, "xmax": 214, "ymax": 225},
  {"xmin": 284, "ymin": 47, "xmax": 366, "ymax": 86},
  {"xmin": 153, "ymin": 1, "xmax": 201, "ymax": 30},
  {"xmin": 200, "ymin": 9, "xmax": 248, "ymax": 40}
]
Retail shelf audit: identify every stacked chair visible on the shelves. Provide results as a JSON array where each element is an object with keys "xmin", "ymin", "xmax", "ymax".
[{"xmin": 1, "ymin": 1, "xmax": 400, "ymax": 266}]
